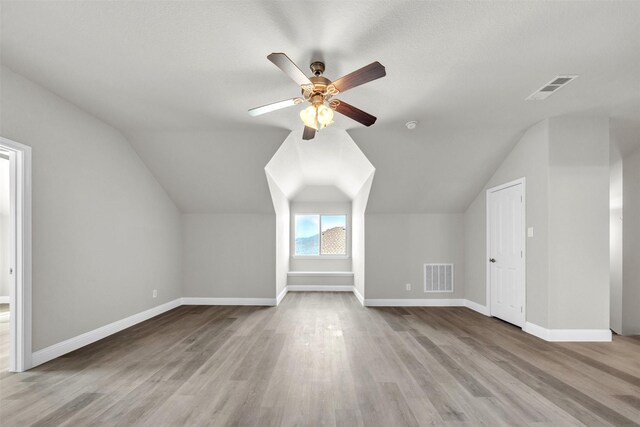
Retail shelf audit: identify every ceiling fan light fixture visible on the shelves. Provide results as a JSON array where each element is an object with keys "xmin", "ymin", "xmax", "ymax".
[
  {"xmin": 300, "ymin": 103, "xmax": 334, "ymax": 131},
  {"xmin": 300, "ymin": 105, "xmax": 319, "ymax": 130},
  {"xmin": 317, "ymin": 104, "xmax": 334, "ymax": 126}
]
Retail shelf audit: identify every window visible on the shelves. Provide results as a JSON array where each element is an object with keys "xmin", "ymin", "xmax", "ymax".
[{"xmin": 294, "ymin": 214, "xmax": 347, "ymax": 256}]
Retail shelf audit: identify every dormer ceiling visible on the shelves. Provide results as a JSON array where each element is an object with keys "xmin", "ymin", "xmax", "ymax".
[{"xmin": 265, "ymin": 129, "xmax": 375, "ymax": 203}]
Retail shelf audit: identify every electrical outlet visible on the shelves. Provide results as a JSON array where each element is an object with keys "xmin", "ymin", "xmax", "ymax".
[
  {"xmin": 152, "ymin": 289, "xmax": 158, "ymax": 298},
  {"xmin": 405, "ymin": 283, "xmax": 412, "ymax": 291}
]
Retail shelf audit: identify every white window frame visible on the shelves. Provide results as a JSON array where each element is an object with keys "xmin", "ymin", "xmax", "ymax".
[{"xmin": 292, "ymin": 213, "xmax": 350, "ymax": 259}]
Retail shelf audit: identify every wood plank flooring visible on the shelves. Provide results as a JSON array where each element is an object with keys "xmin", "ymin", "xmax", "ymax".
[{"xmin": 0, "ymin": 292, "xmax": 639, "ymax": 426}]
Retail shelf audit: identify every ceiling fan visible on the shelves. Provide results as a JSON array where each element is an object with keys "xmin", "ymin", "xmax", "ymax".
[{"xmin": 248, "ymin": 53, "xmax": 386, "ymax": 140}]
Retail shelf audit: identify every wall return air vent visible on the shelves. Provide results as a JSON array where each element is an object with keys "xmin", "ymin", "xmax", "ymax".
[
  {"xmin": 424, "ymin": 263, "xmax": 454, "ymax": 293},
  {"xmin": 526, "ymin": 75, "xmax": 579, "ymax": 100}
]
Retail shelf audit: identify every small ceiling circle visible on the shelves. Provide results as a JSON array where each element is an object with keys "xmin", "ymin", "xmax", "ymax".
[{"xmin": 405, "ymin": 121, "xmax": 418, "ymax": 130}]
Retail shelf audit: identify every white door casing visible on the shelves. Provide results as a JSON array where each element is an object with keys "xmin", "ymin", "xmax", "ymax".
[
  {"xmin": 0, "ymin": 136, "xmax": 32, "ymax": 372},
  {"xmin": 487, "ymin": 179, "xmax": 526, "ymax": 327}
]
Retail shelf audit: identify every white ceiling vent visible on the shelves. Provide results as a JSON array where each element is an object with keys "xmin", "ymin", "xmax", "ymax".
[
  {"xmin": 526, "ymin": 75, "xmax": 579, "ymax": 100},
  {"xmin": 424, "ymin": 264, "xmax": 454, "ymax": 293}
]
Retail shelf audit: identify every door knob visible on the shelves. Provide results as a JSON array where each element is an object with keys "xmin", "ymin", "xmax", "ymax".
[{"xmin": 489, "ymin": 258, "xmax": 496, "ymax": 263}]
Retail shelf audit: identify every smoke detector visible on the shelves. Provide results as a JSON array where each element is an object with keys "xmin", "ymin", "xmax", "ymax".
[
  {"xmin": 405, "ymin": 121, "xmax": 418, "ymax": 130},
  {"xmin": 526, "ymin": 75, "xmax": 579, "ymax": 101}
]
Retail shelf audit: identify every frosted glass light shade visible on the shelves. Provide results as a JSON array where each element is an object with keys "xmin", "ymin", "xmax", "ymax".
[{"xmin": 300, "ymin": 106, "xmax": 318, "ymax": 130}]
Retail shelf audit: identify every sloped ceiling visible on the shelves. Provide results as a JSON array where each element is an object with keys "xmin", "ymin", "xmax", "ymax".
[{"xmin": 1, "ymin": 1, "xmax": 639, "ymax": 213}]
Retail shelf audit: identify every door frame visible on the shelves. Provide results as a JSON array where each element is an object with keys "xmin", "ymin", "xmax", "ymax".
[
  {"xmin": 0, "ymin": 136, "xmax": 32, "ymax": 372},
  {"xmin": 486, "ymin": 177, "xmax": 526, "ymax": 327}
]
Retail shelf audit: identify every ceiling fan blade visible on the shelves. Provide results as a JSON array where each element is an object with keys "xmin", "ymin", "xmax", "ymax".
[
  {"xmin": 302, "ymin": 126, "xmax": 316, "ymax": 140},
  {"xmin": 248, "ymin": 97, "xmax": 303, "ymax": 117},
  {"xmin": 331, "ymin": 100, "xmax": 377, "ymax": 127},
  {"xmin": 330, "ymin": 61, "xmax": 386, "ymax": 94},
  {"xmin": 267, "ymin": 53, "xmax": 313, "ymax": 87}
]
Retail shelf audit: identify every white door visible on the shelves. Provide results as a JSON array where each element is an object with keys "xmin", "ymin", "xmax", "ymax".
[{"xmin": 488, "ymin": 181, "xmax": 525, "ymax": 327}]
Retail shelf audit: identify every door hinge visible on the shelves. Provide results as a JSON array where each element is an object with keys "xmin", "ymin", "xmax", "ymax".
[
  {"xmin": 521, "ymin": 306, "xmax": 523, "ymax": 313},
  {"xmin": 521, "ymin": 250, "xmax": 523, "ymax": 258}
]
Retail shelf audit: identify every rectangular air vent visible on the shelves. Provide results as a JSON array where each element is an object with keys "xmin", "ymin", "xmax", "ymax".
[
  {"xmin": 526, "ymin": 75, "xmax": 579, "ymax": 100},
  {"xmin": 424, "ymin": 264, "xmax": 454, "ymax": 293}
]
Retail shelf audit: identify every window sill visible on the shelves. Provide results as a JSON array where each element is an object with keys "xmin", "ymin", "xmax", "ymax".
[
  {"xmin": 292, "ymin": 255, "xmax": 350, "ymax": 260},
  {"xmin": 287, "ymin": 271, "xmax": 354, "ymax": 277}
]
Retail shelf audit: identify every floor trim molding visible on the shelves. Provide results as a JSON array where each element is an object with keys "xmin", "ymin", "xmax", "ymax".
[
  {"xmin": 276, "ymin": 287, "xmax": 288, "ymax": 305},
  {"xmin": 31, "ymin": 298, "xmax": 182, "ymax": 368},
  {"xmin": 181, "ymin": 297, "xmax": 277, "ymax": 306},
  {"xmin": 30, "ymin": 294, "xmax": 611, "ymax": 369},
  {"xmin": 523, "ymin": 322, "xmax": 612, "ymax": 342},
  {"xmin": 353, "ymin": 287, "xmax": 365, "ymax": 306},
  {"xmin": 0, "ymin": 296, "xmax": 9, "ymax": 304},
  {"xmin": 364, "ymin": 298, "xmax": 466, "ymax": 307},
  {"xmin": 464, "ymin": 299, "xmax": 490, "ymax": 316}
]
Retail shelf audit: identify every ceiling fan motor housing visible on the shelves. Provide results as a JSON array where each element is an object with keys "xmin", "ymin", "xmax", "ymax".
[
  {"xmin": 302, "ymin": 75, "xmax": 333, "ymax": 103},
  {"xmin": 310, "ymin": 61, "xmax": 325, "ymax": 76}
]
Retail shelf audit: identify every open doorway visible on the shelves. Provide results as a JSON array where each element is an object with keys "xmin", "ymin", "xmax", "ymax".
[
  {"xmin": 0, "ymin": 137, "xmax": 32, "ymax": 372},
  {"xmin": 1, "ymin": 150, "xmax": 10, "ymax": 369}
]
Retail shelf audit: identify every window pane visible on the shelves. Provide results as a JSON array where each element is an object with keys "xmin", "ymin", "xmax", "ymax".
[
  {"xmin": 321, "ymin": 215, "xmax": 347, "ymax": 255},
  {"xmin": 295, "ymin": 215, "xmax": 319, "ymax": 255}
]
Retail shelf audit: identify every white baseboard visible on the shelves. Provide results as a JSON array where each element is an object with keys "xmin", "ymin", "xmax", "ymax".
[
  {"xmin": 32, "ymin": 298, "xmax": 182, "ymax": 368},
  {"xmin": 287, "ymin": 285, "xmax": 354, "ymax": 292},
  {"xmin": 361, "ymin": 297, "xmax": 490, "ymax": 316},
  {"xmin": 30, "ymin": 295, "xmax": 611, "ymax": 369},
  {"xmin": 353, "ymin": 287, "xmax": 364, "ymax": 306},
  {"xmin": 364, "ymin": 298, "xmax": 466, "ymax": 307},
  {"xmin": 523, "ymin": 322, "xmax": 550, "ymax": 341},
  {"xmin": 276, "ymin": 287, "xmax": 288, "ymax": 305},
  {"xmin": 464, "ymin": 299, "xmax": 490, "ymax": 316},
  {"xmin": 0, "ymin": 296, "xmax": 9, "ymax": 304},
  {"xmin": 523, "ymin": 322, "xmax": 612, "ymax": 342},
  {"xmin": 181, "ymin": 297, "xmax": 277, "ymax": 306}
]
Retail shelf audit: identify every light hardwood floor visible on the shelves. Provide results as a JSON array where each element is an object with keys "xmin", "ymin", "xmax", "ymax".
[{"xmin": 0, "ymin": 292, "xmax": 639, "ymax": 426}]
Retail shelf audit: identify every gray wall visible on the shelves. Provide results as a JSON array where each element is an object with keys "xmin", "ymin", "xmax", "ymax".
[
  {"xmin": 464, "ymin": 117, "xmax": 611, "ymax": 330},
  {"xmin": 610, "ymin": 142, "xmax": 623, "ymax": 334},
  {"xmin": 622, "ymin": 147, "xmax": 640, "ymax": 334},
  {"xmin": 266, "ymin": 176, "xmax": 289, "ymax": 299},
  {"xmin": 464, "ymin": 120, "xmax": 549, "ymax": 326},
  {"xmin": 547, "ymin": 118, "xmax": 610, "ymax": 330},
  {"xmin": 182, "ymin": 214, "xmax": 276, "ymax": 299},
  {"xmin": 352, "ymin": 174, "xmax": 374, "ymax": 299},
  {"xmin": 0, "ymin": 66, "xmax": 183, "ymax": 351},
  {"xmin": 365, "ymin": 214, "xmax": 465, "ymax": 300}
]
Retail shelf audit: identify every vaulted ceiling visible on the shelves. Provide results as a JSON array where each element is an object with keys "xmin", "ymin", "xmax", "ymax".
[{"xmin": 2, "ymin": 1, "xmax": 639, "ymax": 213}]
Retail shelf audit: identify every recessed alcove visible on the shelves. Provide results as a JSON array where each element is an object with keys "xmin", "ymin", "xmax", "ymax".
[{"xmin": 265, "ymin": 128, "xmax": 375, "ymax": 303}]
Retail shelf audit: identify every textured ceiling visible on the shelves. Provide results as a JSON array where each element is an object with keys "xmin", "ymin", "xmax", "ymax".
[{"xmin": 1, "ymin": 1, "xmax": 639, "ymax": 213}]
